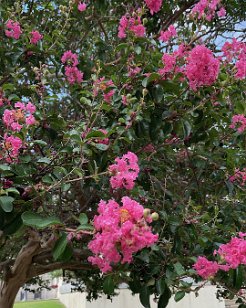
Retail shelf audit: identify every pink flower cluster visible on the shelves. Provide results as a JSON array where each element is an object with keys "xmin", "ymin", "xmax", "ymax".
[
  {"xmin": 158, "ymin": 44, "xmax": 220, "ymax": 90},
  {"xmin": 93, "ymin": 77, "xmax": 115, "ymax": 103},
  {"xmin": 3, "ymin": 102, "xmax": 36, "ymax": 132},
  {"xmin": 61, "ymin": 50, "xmax": 79, "ymax": 66},
  {"xmin": 109, "ymin": 151, "xmax": 140, "ymax": 190},
  {"xmin": 0, "ymin": 134, "xmax": 22, "ymax": 163},
  {"xmin": 193, "ymin": 234, "xmax": 246, "ymax": 279},
  {"xmin": 222, "ymin": 39, "xmax": 246, "ymax": 79},
  {"xmin": 185, "ymin": 45, "xmax": 220, "ymax": 91},
  {"xmin": 128, "ymin": 66, "xmax": 141, "ymax": 77},
  {"xmin": 118, "ymin": 14, "xmax": 145, "ymax": 39},
  {"xmin": 158, "ymin": 44, "xmax": 186, "ymax": 77},
  {"xmin": 88, "ymin": 197, "xmax": 158, "ymax": 272},
  {"xmin": 229, "ymin": 168, "xmax": 246, "ymax": 186},
  {"xmin": 230, "ymin": 114, "xmax": 246, "ymax": 133},
  {"xmin": 78, "ymin": 2, "xmax": 87, "ymax": 12},
  {"xmin": 191, "ymin": 0, "xmax": 226, "ymax": 21},
  {"xmin": 215, "ymin": 235, "xmax": 246, "ymax": 269},
  {"xmin": 193, "ymin": 256, "xmax": 219, "ymax": 279},
  {"xmin": 159, "ymin": 25, "xmax": 177, "ymax": 43},
  {"xmin": 145, "ymin": 0, "xmax": 163, "ymax": 15},
  {"xmin": 61, "ymin": 51, "xmax": 83, "ymax": 84},
  {"xmin": 30, "ymin": 30, "xmax": 43, "ymax": 45},
  {"xmin": 5, "ymin": 20, "xmax": 22, "ymax": 39}
]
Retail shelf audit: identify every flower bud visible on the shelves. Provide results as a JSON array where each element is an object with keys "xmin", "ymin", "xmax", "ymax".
[
  {"xmin": 151, "ymin": 212, "xmax": 159, "ymax": 221},
  {"xmin": 143, "ymin": 208, "xmax": 151, "ymax": 218},
  {"xmin": 143, "ymin": 18, "xmax": 148, "ymax": 25},
  {"xmin": 142, "ymin": 88, "xmax": 148, "ymax": 96}
]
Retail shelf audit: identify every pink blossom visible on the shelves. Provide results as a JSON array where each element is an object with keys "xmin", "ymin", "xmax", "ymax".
[
  {"xmin": 229, "ymin": 168, "xmax": 246, "ymax": 186},
  {"xmin": 2, "ymin": 179, "xmax": 13, "ymax": 189},
  {"xmin": 26, "ymin": 102, "xmax": 36, "ymax": 114},
  {"xmin": 193, "ymin": 256, "xmax": 219, "ymax": 279},
  {"xmin": 159, "ymin": 25, "xmax": 177, "ymax": 42},
  {"xmin": 14, "ymin": 102, "xmax": 25, "ymax": 110},
  {"xmin": 88, "ymin": 197, "xmax": 158, "ymax": 272},
  {"xmin": 185, "ymin": 45, "xmax": 220, "ymax": 91},
  {"xmin": 142, "ymin": 143, "xmax": 155, "ymax": 153},
  {"xmin": 1, "ymin": 134, "xmax": 22, "ymax": 163},
  {"xmin": 103, "ymin": 89, "xmax": 115, "ymax": 103},
  {"xmin": 145, "ymin": 0, "xmax": 163, "ymax": 15},
  {"xmin": 30, "ymin": 30, "xmax": 43, "ymax": 44},
  {"xmin": 122, "ymin": 95, "xmax": 128, "ymax": 106},
  {"xmin": 235, "ymin": 55, "xmax": 246, "ymax": 79},
  {"xmin": 239, "ymin": 232, "xmax": 246, "ymax": 238},
  {"xmin": 25, "ymin": 115, "xmax": 36, "ymax": 126},
  {"xmin": 230, "ymin": 114, "xmax": 246, "ymax": 133},
  {"xmin": 2, "ymin": 102, "xmax": 36, "ymax": 131},
  {"xmin": 215, "ymin": 237, "xmax": 246, "ymax": 269},
  {"xmin": 128, "ymin": 66, "xmax": 141, "ymax": 77},
  {"xmin": 78, "ymin": 2, "xmax": 87, "ymax": 12},
  {"xmin": 217, "ymin": 7, "xmax": 226, "ymax": 17},
  {"xmin": 222, "ymin": 39, "xmax": 246, "ymax": 79},
  {"xmin": 160, "ymin": 53, "xmax": 177, "ymax": 75},
  {"xmin": 93, "ymin": 77, "xmax": 115, "ymax": 98},
  {"xmin": 5, "ymin": 20, "xmax": 22, "ymax": 39},
  {"xmin": 95, "ymin": 129, "xmax": 109, "ymax": 145},
  {"xmin": 64, "ymin": 66, "xmax": 83, "ymax": 84},
  {"xmin": 118, "ymin": 15, "xmax": 128, "ymax": 39},
  {"xmin": 191, "ymin": 0, "xmax": 225, "ymax": 21},
  {"xmin": 118, "ymin": 15, "xmax": 145, "ymax": 39},
  {"xmin": 61, "ymin": 50, "xmax": 79, "ymax": 67},
  {"xmin": 109, "ymin": 151, "xmax": 140, "ymax": 190}
]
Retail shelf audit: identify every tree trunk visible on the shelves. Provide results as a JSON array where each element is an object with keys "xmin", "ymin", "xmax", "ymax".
[
  {"xmin": 0, "ymin": 279, "xmax": 23, "ymax": 308},
  {"xmin": 0, "ymin": 232, "xmax": 41, "ymax": 308},
  {"xmin": 0, "ymin": 232, "xmax": 91, "ymax": 308}
]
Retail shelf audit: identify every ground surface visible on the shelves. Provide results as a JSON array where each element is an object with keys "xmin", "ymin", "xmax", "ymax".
[{"xmin": 14, "ymin": 299, "xmax": 65, "ymax": 308}]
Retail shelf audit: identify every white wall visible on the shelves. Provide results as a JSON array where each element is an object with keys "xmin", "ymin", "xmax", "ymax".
[{"xmin": 58, "ymin": 283, "xmax": 225, "ymax": 308}]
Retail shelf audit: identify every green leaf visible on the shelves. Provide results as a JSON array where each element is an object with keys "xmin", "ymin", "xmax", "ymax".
[
  {"xmin": 129, "ymin": 278, "xmax": 142, "ymax": 294},
  {"xmin": 142, "ymin": 73, "xmax": 160, "ymax": 87},
  {"xmin": 86, "ymin": 130, "xmax": 106, "ymax": 139},
  {"xmin": 2, "ymin": 83, "xmax": 15, "ymax": 91},
  {"xmin": 77, "ymin": 224, "xmax": 94, "ymax": 231},
  {"xmin": 139, "ymin": 286, "xmax": 151, "ymax": 308},
  {"xmin": 94, "ymin": 143, "xmax": 109, "ymax": 151},
  {"xmin": 22, "ymin": 212, "xmax": 61, "ymax": 229},
  {"xmin": 156, "ymin": 278, "xmax": 166, "ymax": 295},
  {"xmin": 158, "ymin": 287, "xmax": 171, "ymax": 308},
  {"xmin": 174, "ymin": 291, "xmax": 185, "ymax": 302},
  {"xmin": 134, "ymin": 46, "xmax": 141, "ymax": 55},
  {"xmin": 103, "ymin": 276, "xmax": 115, "ymax": 295},
  {"xmin": 42, "ymin": 174, "xmax": 54, "ymax": 184},
  {"xmin": 37, "ymin": 157, "xmax": 51, "ymax": 164},
  {"xmin": 115, "ymin": 43, "xmax": 128, "ymax": 52},
  {"xmin": 3, "ymin": 214, "xmax": 23, "ymax": 235},
  {"xmin": 33, "ymin": 140, "xmax": 48, "ymax": 146},
  {"xmin": 0, "ymin": 164, "xmax": 11, "ymax": 171},
  {"xmin": 152, "ymin": 85, "xmax": 164, "ymax": 103},
  {"xmin": 183, "ymin": 120, "xmax": 192, "ymax": 139},
  {"xmin": 79, "ymin": 213, "xmax": 88, "ymax": 225},
  {"xmin": 233, "ymin": 265, "xmax": 243, "ymax": 290},
  {"xmin": 52, "ymin": 233, "xmax": 68, "ymax": 261},
  {"xmin": 61, "ymin": 183, "xmax": 71, "ymax": 192},
  {"xmin": 5, "ymin": 188, "xmax": 20, "ymax": 195},
  {"xmin": 174, "ymin": 262, "xmax": 185, "ymax": 275},
  {"xmin": 0, "ymin": 196, "xmax": 14, "ymax": 212}
]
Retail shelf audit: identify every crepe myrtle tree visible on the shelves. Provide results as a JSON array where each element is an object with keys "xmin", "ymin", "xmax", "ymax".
[{"xmin": 0, "ymin": 0, "xmax": 246, "ymax": 307}]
